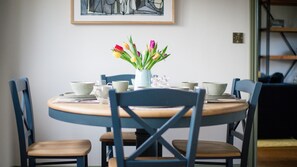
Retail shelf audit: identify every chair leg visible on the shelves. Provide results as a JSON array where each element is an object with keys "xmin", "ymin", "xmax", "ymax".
[
  {"xmin": 101, "ymin": 142, "xmax": 107, "ymax": 167},
  {"xmin": 77, "ymin": 156, "xmax": 85, "ymax": 167},
  {"xmin": 108, "ymin": 145, "xmax": 114, "ymax": 158},
  {"xmin": 21, "ymin": 155, "xmax": 28, "ymax": 167},
  {"xmin": 157, "ymin": 142, "xmax": 162, "ymax": 156},
  {"xmin": 226, "ymin": 158, "xmax": 233, "ymax": 167},
  {"xmin": 85, "ymin": 155, "xmax": 88, "ymax": 167},
  {"xmin": 240, "ymin": 154, "xmax": 248, "ymax": 167},
  {"xmin": 29, "ymin": 157, "xmax": 36, "ymax": 167}
]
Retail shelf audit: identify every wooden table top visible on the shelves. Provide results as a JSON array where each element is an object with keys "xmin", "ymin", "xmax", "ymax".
[{"xmin": 48, "ymin": 98, "xmax": 249, "ymax": 118}]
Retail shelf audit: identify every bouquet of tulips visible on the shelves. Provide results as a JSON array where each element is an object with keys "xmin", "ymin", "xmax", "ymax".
[{"xmin": 112, "ymin": 36, "xmax": 170, "ymax": 70}]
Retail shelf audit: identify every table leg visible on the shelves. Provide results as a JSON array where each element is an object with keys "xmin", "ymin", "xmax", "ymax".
[{"xmin": 135, "ymin": 129, "xmax": 162, "ymax": 157}]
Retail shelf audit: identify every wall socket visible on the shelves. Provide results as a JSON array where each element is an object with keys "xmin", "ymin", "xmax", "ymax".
[{"xmin": 233, "ymin": 32, "xmax": 244, "ymax": 44}]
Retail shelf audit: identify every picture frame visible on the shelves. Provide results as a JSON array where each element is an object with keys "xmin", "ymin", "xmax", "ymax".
[{"xmin": 71, "ymin": 0, "xmax": 175, "ymax": 25}]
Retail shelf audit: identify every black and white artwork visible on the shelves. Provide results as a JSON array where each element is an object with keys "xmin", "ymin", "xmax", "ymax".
[
  {"xmin": 71, "ymin": 0, "xmax": 174, "ymax": 24},
  {"xmin": 81, "ymin": 0, "xmax": 164, "ymax": 16}
]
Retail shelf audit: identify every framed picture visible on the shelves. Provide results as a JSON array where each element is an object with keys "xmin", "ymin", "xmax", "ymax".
[{"xmin": 71, "ymin": 0, "xmax": 175, "ymax": 24}]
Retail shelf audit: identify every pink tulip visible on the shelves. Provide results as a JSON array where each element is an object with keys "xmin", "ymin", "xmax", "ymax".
[{"xmin": 150, "ymin": 40, "xmax": 155, "ymax": 49}]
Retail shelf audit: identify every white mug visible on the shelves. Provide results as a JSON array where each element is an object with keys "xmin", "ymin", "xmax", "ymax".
[
  {"xmin": 112, "ymin": 81, "xmax": 129, "ymax": 93},
  {"xmin": 93, "ymin": 85, "xmax": 112, "ymax": 103}
]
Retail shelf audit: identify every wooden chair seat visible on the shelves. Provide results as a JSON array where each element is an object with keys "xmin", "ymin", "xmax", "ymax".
[
  {"xmin": 172, "ymin": 140, "xmax": 241, "ymax": 158},
  {"xmin": 100, "ymin": 132, "xmax": 136, "ymax": 145},
  {"xmin": 28, "ymin": 140, "xmax": 91, "ymax": 157},
  {"xmin": 108, "ymin": 157, "xmax": 176, "ymax": 167}
]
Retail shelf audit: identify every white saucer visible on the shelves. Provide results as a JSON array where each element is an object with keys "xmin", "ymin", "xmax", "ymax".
[{"xmin": 62, "ymin": 92, "xmax": 96, "ymax": 99}]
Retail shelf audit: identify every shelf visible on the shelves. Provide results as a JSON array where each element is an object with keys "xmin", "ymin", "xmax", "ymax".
[
  {"xmin": 261, "ymin": 27, "xmax": 297, "ymax": 32},
  {"xmin": 262, "ymin": 0, "xmax": 297, "ymax": 6},
  {"xmin": 270, "ymin": 27, "xmax": 297, "ymax": 32},
  {"xmin": 260, "ymin": 55, "xmax": 297, "ymax": 60},
  {"xmin": 259, "ymin": 0, "xmax": 297, "ymax": 77}
]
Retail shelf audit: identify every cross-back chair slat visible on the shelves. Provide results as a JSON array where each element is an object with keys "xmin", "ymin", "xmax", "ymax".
[{"xmin": 108, "ymin": 88, "xmax": 206, "ymax": 167}]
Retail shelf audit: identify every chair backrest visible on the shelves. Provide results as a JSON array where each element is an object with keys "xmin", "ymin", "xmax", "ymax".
[
  {"xmin": 109, "ymin": 88, "xmax": 206, "ymax": 167},
  {"xmin": 101, "ymin": 74, "xmax": 135, "ymax": 85},
  {"xmin": 9, "ymin": 77, "xmax": 35, "ymax": 165},
  {"xmin": 100, "ymin": 74, "xmax": 135, "ymax": 132},
  {"xmin": 229, "ymin": 78, "xmax": 262, "ymax": 165}
]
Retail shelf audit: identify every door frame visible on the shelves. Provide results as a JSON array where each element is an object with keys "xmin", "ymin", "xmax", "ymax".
[{"xmin": 249, "ymin": 0, "xmax": 259, "ymax": 166}]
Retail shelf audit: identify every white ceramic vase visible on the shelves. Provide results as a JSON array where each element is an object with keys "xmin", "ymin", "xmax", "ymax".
[{"xmin": 134, "ymin": 69, "xmax": 152, "ymax": 90}]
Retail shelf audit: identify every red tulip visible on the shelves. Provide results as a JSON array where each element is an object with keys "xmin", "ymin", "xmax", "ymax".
[{"xmin": 114, "ymin": 45, "xmax": 123, "ymax": 52}]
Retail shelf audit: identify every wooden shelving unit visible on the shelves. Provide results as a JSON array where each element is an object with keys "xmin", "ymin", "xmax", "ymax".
[
  {"xmin": 262, "ymin": 0, "xmax": 297, "ymax": 6},
  {"xmin": 261, "ymin": 27, "xmax": 297, "ymax": 33},
  {"xmin": 259, "ymin": 0, "xmax": 297, "ymax": 78},
  {"xmin": 270, "ymin": 27, "xmax": 297, "ymax": 32},
  {"xmin": 260, "ymin": 55, "xmax": 297, "ymax": 60}
]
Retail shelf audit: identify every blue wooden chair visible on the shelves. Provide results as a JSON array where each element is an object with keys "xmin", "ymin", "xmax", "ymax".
[
  {"xmin": 108, "ymin": 88, "xmax": 206, "ymax": 167},
  {"xmin": 9, "ymin": 77, "xmax": 91, "ymax": 167},
  {"xmin": 172, "ymin": 78, "xmax": 262, "ymax": 167},
  {"xmin": 100, "ymin": 74, "xmax": 136, "ymax": 167},
  {"xmin": 101, "ymin": 74, "xmax": 135, "ymax": 85}
]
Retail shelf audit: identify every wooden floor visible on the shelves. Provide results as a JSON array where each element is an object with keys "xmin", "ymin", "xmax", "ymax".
[{"xmin": 257, "ymin": 146, "xmax": 297, "ymax": 167}]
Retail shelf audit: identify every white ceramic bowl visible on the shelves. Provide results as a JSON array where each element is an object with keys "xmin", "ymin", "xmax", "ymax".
[
  {"xmin": 202, "ymin": 82, "xmax": 227, "ymax": 95},
  {"xmin": 180, "ymin": 82, "xmax": 198, "ymax": 90},
  {"xmin": 70, "ymin": 81, "xmax": 95, "ymax": 95}
]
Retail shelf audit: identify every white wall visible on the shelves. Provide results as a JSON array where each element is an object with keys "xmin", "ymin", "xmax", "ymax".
[{"xmin": 0, "ymin": 0, "xmax": 250, "ymax": 166}]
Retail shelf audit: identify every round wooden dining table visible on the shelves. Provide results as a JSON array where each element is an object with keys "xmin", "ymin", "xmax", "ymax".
[
  {"xmin": 48, "ymin": 97, "xmax": 248, "ymax": 156},
  {"xmin": 48, "ymin": 98, "xmax": 248, "ymax": 128}
]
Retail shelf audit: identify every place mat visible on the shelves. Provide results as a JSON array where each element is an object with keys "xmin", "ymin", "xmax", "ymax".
[
  {"xmin": 258, "ymin": 139, "xmax": 297, "ymax": 147},
  {"xmin": 53, "ymin": 93, "xmax": 98, "ymax": 103},
  {"xmin": 132, "ymin": 106, "xmax": 183, "ymax": 110},
  {"xmin": 205, "ymin": 93, "xmax": 246, "ymax": 103},
  {"xmin": 205, "ymin": 93, "xmax": 235, "ymax": 100},
  {"xmin": 62, "ymin": 92, "xmax": 97, "ymax": 99},
  {"xmin": 206, "ymin": 98, "xmax": 247, "ymax": 103},
  {"xmin": 53, "ymin": 98, "xmax": 99, "ymax": 103}
]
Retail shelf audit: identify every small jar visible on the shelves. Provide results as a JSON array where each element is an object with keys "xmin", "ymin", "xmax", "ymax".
[{"xmin": 293, "ymin": 75, "xmax": 297, "ymax": 84}]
